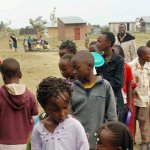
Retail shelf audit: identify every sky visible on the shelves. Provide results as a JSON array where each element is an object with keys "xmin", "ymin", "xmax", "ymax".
[{"xmin": 0, "ymin": 0, "xmax": 150, "ymax": 28}]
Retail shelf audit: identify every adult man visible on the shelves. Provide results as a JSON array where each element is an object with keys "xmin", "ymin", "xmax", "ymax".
[{"xmin": 116, "ymin": 23, "xmax": 136, "ymax": 63}]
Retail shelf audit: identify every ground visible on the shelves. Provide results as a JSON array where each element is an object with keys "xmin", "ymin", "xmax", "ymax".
[{"xmin": 0, "ymin": 32, "xmax": 149, "ymax": 149}]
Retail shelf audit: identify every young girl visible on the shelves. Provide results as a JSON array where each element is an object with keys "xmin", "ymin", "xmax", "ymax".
[
  {"xmin": 58, "ymin": 54, "xmax": 76, "ymax": 84},
  {"xmin": 31, "ymin": 77, "xmax": 89, "ymax": 150},
  {"xmin": 95, "ymin": 121, "xmax": 133, "ymax": 150}
]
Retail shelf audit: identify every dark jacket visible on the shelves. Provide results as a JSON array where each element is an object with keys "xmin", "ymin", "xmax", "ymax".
[{"xmin": 96, "ymin": 50, "xmax": 124, "ymax": 111}]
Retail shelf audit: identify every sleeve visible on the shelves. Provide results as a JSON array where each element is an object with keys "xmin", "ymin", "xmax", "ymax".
[
  {"xmin": 75, "ymin": 121, "xmax": 89, "ymax": 150},
  {"xmin": 105, "ymin": 83, "xmax": 118, "ymax": 121},
  {"xmin": 109, "ymin": 57, "xmax": 124, "ymax": 89},
  {"xmin": 126, "ymin": 64, "xmax": 133, "ymax": 82},
  {"xmin": 129, "ymin": 40, "xmax": 137, "ymax": 61},
  {"xmin": 31, "ymin": 126, "xmax": 42, "ymax": 150}
]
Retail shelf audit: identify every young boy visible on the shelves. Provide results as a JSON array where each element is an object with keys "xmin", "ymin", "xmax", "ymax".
[
  {"xmin": 59, "ymin": 40, "xmax": 77, "ymax": 57},
  {"xmin": 71, "ymin": 50, "xmax": 117, "ymax": 150},
  {"xmin": 0, "ymin": 58, "xmax": 38, "ymax": 150},
  {"xmin": 96, "ymin": 32, "xmax": 124, "ymax": 114},
  {"xmin": 128, "ymin": 46, "xmax": 150, "ymax": 150},
  {"xmin": 32, "ymin": 76, "xmax": 89, "ymax": 150}
]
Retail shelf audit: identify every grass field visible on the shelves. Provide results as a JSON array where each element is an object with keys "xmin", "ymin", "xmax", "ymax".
[{"xmin": 0, "ymin": 32, "xmax": 149, "ymax": 149}]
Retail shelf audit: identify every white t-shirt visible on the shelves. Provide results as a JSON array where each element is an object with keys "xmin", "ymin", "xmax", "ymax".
[{"xmin": 31, "ymin": 115, "xmax": 89, "ymax": 150}]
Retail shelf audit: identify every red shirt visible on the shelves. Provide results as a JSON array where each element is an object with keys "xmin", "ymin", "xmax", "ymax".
[{"xmin": 123, "ymin": 63, "xmax": 133, "ymax": 95}]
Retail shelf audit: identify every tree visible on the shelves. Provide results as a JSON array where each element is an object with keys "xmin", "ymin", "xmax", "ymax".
[
  {"xmin": 0, "ymin": 20, "xmax": 11, "ymax": 31},
  {"xmin": 29, "ymin": 16, "xmax": 47, "ymax": 34}
]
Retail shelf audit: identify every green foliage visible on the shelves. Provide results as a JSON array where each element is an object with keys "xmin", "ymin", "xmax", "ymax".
[
  {"xmin": 101, "ymin": 25, "xmax": 109, "ymax": 32},
  {"xmin": 29, "ymin": 16, "xmax": 47, "ymax": 33},
  {"xmin": 0, "ymin": 20, "xmax": 11, "ymax": 31}
]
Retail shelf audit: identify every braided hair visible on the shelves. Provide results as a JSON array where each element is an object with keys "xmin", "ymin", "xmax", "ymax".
[
  {"xmin": 36, "ymin": 76, "xmax": 72, "ymax": 108},
  {"xmin": 97, "ymin": 121, "xmax": 133, "ymax": 150},
  {"xmin": 59, "ymin": 40, "xmax": 77, "ymax": 54}
]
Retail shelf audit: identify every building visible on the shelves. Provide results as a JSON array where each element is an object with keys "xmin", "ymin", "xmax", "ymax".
[
  {"xmin": 109, "ymin": 22, "xmax": 136, "ymax": 34},
  {"xmin": 136, "ymin": 16, "xmax": 150, "ymax": 32},
  {"xmin": 57, "ymin": 17, "xmax": 87, "ymax": 41},
  {"xmin": 44, "ymin": 22, "xmax": 58, "ymax": 39}
]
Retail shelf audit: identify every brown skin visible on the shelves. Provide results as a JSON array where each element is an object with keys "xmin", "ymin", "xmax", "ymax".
[
  {"xmin": 71, "ymin": 54, "xmax": 97, "ymax": 85},
  {"xmin": 58, "ymin": 59, "xmax": 75, "ymax": 80},
  {"xmin": 1, "ymin": 71, "xmax": 22, "ymax": 85},
  {"xmin": 96, "ymin": 129, "xmax": 122, "ymax": 150},
  {"xmin": 97, "ymin": 34, "xmax": 113, "ymax": 62},
  {"xmin": 118, "ymin": 24, "xmax": 126, "ymax": 38},
  {"xmin": 42, "ymin": 93, "xmax": 69, "ymax": 133},
  {"xmin": 59, "ymin": 48, "xmax": 73, "ymax": 57},
  {"xmin": 138, "ymin": 47, "xmax": 150, "ymax": 68}
]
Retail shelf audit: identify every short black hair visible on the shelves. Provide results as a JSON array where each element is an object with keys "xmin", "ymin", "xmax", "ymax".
[
  {"xmin": 0, "ymin": 58, "xmax": 21, "ymax": 78},
  {"xmin": 36, "ymin": 76, "xmax": 72, "ymax": 108},
  {"xmin": 102, "ymin": 32, "xmax": 115, "ymax": 47},
  {"xmin": 113, "ymin": 44, "xmax": 125, "ymax": 58},
  {"xmin": 97, "ymin": 121, "xmax": 133, "ymax": 150},
  {"xmin": 146, "ymin": 40, "xmax": 150, "ymax": 48},
  {"xmin": 137, "ymin": 46, "xmax": 147, "ymax": 57},
  {"xmin": 59, "ymin": 40, "xmax": 77, "ymax": 54},
  {"xmin": 119, "ymin": 23, "xmax": 126, "ymax": 28},
  {"xmin": 72, "ymin": 50, "xmax": 94, "ymax": 67}
]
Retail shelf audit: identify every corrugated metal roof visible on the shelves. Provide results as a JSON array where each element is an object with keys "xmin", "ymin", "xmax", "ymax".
[
  {"xmin": 58, "ymin": 17, "xmax": 86, "ymax": 24},
  {"xmin": 45, "ymin": 22, "xmax": 57, "ymax": 28}
]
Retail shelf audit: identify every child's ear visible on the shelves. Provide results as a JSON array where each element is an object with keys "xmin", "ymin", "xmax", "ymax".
[
  {"xmin": 88, "ymin": 62, "xmax": 93, "ymax": 69},
  {"xmin": 19, "ymin": 71, "xmax": 22, "ymax": 79}
]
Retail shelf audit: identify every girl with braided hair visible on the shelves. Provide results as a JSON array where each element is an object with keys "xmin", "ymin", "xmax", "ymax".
[
  {"xmin": 31, "ymin": 76, "xmax": 89, "ymax": 150},
  {"xmin": 95, "ymin": 121, "xmax": 133, "ymax": 150}
]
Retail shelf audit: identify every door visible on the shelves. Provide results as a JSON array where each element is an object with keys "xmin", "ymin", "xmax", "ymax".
[{"xmin": 74, "ymin": 28, "xmax": 80, "ymax": 40}]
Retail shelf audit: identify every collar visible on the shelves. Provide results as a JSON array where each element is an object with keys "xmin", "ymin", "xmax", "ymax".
[{"xmin": 103, "ymin": 49, "xmax": 117, "ymax": 63}]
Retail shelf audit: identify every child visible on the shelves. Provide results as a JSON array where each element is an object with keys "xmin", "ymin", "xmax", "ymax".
[
  {"xmin": 31, "ymin": 76, "xmax": 89, "ymax": 150},
  {"xmin": 96, "ymin": 32, "xmax": 124, "ymax": 115},
  {"xmin": 128, "ymin": 46, "xmax": 150, "ymax": 150},
  {"xmin": 89, "ymin": 41, "xmax": 98, "ymax": 52},
  {"xmin": 0, "ymin": 58, "xmax": 38, "ymax": 150},
  {"xmin": 71, "ymin": 50, "xmax": 117, "ymax": 150},
  {"xmin": 58, "ymin": 54, "xmax": 76, "ymax": 84},
  {"xmin": 146, "ymin": 40, "xmax": 150, "ymax": 48},
  {"xmin": 113, "ymin": 44, "xmax": 135, "ymax": 139},
  {"xmin": 95, "ymin": 121, "xmax": 133, "ymax": 150},
  {"xmin": 59, "ymin": 40, "xmax": 77, "ymax": 57}
]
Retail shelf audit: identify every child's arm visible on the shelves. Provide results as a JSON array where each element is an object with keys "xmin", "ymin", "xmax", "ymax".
[
  {"xmin": 31, "ymin": 127, "xmax": 42, "ymax": 150},
  {"xmin": 75, "ymin": 121, "xmax": 89, "ymax": 150}
]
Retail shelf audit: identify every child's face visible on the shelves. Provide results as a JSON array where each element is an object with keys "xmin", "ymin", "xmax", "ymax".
[
  {"xmin": 143, "ymin": 47, "xmax": 150, "ymax": 62},
  {"xmin": 96, "ymin": 129, "xmax": 120, "ymax": 150},
  {"xmin": 59, "ymin": 59, "xmax": 74, "ymax": 79},
  {"xmin": 45, "ymin": 93, "xmax": 69, "ymax": 123},
  {"xmin": 71, "ymin": 58, "xmax": 91, "ymax": 83},
  {"xmin": 97, "ymin": 35, "xmax": 109, "ymax": 52},
  {"xmin": 89, "ymin": 44, "xmax": 98, "ymax": 52},
  {"xmin": 59, "ymin": 48, "xmax": 71, "ymax": 57}
]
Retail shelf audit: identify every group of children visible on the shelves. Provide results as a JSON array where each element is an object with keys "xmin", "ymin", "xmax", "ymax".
[{"xmin": 0, "ymin": 33, "xmax": 149, "ymax": 150}]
